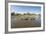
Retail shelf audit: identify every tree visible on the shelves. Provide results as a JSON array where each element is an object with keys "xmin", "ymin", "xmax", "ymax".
[
  {"xmin": 11, "ymin": 12, "xmax": 15, "ymax": 16},
  {"xmin": 27, "ymin": 12, "xmax": 30, "ymax": 15}
]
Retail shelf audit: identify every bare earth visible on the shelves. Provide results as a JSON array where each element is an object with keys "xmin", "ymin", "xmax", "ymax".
[{"xmin": 11, "ymin": 16, "xmax": 41, "ymax": 28}]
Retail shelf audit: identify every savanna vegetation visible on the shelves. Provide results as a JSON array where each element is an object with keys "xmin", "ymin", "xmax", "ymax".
[
  {"xmin": 11, "ymin": 12, "xmax": 40, "ymax": 20},
  {"xmin": 11, "ymin": 12, "xmax": 41, "ymax": 28}
]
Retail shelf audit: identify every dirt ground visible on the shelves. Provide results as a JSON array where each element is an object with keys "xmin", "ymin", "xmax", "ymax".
[{"xmin": 11, "ymin": 16, "xmax": 41, "ymax": 28}]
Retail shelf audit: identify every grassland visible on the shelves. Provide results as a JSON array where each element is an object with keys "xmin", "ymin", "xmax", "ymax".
[{"xmin": 11, "ymin": 12, "xmax": 41, "ymax": 28}]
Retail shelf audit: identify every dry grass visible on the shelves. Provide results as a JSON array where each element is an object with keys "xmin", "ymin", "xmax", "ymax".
[{"xmin": 11, "ymin": 14, "xmax": 41, "ymax": 28}]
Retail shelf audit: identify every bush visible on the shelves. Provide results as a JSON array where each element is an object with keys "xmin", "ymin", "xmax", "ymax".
[
  {"xmin": 15, "ymin": 14, "xmax": 19, "ymax": 16},
  {"xmin": 24, "ymin": 18, "xmax": 28, "ymax": 20},
  {"xmin": 11, "ymin": 12, "xmax": 15, "ymax": 16},
  {"xmin": 30, "ymin": 18, "xmax": 35, "ymax": 20}
]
